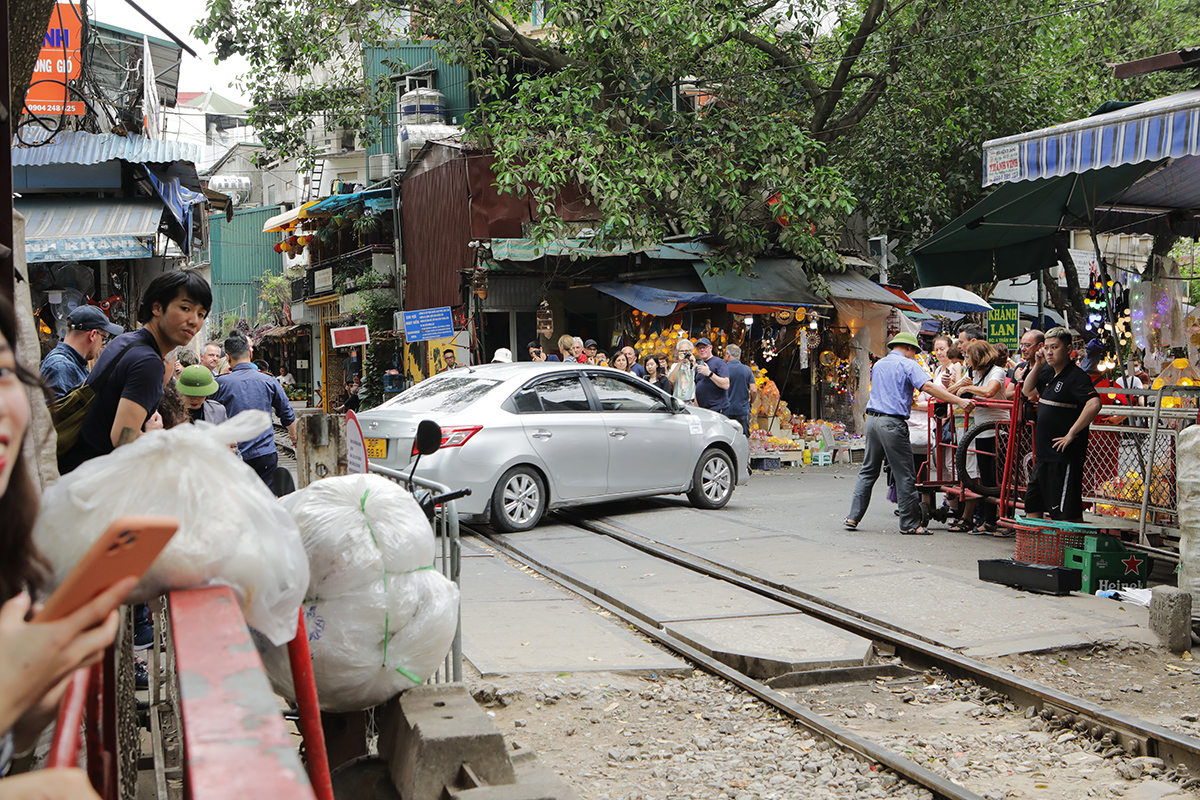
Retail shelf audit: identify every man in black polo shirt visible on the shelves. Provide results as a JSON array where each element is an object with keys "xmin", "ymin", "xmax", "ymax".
[{"xmin": 1022, "ymin": 327, "xmax": 1101, "ymax": 521}]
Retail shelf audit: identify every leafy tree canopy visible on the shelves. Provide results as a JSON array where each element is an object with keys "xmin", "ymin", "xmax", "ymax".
[{"xmin": 195, "ymin": 0, "xmax": 1198, "ymax": 274}]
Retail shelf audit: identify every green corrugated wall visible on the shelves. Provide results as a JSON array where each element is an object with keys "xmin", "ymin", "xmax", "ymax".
[
  {"xmin": 207, "ymin": 206, "xmax": 283, "ymax": 326},
  {"xmin": 363, "ymin": 42, "xmax": 472, "ymax": 161}
]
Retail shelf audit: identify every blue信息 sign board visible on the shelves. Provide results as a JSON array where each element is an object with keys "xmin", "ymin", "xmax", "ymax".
[{"xmin": 400, "ymin": 306, "xmax": 454, "ymax": 343}]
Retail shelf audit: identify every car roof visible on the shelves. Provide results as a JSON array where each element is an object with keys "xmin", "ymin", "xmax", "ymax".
[{"xmin": 441, "ymin": 362, "xmax": 623, "ymax": 381}]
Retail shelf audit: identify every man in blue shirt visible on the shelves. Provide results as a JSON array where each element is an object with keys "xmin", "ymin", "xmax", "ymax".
[
  {"xmin": 845, "ymin": 333, "xmax": 974, "ymax": 535},
  {"xmin": 40, "ymin": 306, "xmax": 123, "ymax": 399},
  {"xmin": 692, "ymin": 337, "xmax": 730, "ymax": 413},
  {"xmin": 722, "ymin": 344, "xmax": 756, "ymax": 436},
  {"xmin": 214, "ymin": 332, "xmax": 297, "ymax": 492}
]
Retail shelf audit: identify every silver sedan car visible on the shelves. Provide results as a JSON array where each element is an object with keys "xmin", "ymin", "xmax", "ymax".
[{"xmin": 358, "ymin": 363, "xmax": 749, "ymax": 531}]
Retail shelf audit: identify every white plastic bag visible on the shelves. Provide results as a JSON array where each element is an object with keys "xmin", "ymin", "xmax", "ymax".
[
  {"xmin": 34, "ymin": 411, "xmax": 309, "ymax": 645},
  {"xmin": 1176, "ymin": 426, "xmax": 1200, "ymax": 619},
  {"xmin": 261, "ymin": 474, "xmax": 460, "ymax": 712}
]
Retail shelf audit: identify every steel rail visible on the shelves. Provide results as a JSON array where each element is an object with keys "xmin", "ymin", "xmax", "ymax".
[
  {"xmin": 468, "ymin": 524, "xmax": 987, "ymax": 800},
  {"xmin": 543, "ymin": 511, "xmax": 1200, "ymax": 775}
]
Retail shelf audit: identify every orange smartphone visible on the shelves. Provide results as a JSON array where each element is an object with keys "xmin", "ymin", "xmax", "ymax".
[{"xmin": 34, "ymin": 515, "xmax": 179, "ymax": 623}]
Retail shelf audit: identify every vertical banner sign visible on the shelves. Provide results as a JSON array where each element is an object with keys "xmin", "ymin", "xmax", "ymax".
[
  {"xmin": 26, "ymin": 4, "xmax": 84, "ymax": 116},
  {"xmin": 142, "ymin": 36, "xmax": 162, "ymax": 139},
  {"xmin": 345, "ymin": 410, "xmax": 368, "ymax": 474},
  {"xmin": 987, "ymin": 303, "xmax": 1020, "ymax": 352}
]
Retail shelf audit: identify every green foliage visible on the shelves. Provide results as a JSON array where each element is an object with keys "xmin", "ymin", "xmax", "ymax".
[
  {"xmin": 197, "ymin": 0, "xmax": 1200, "ymax": 279},
  {"xmin": 259, "ymin": 272, "xmax": 295, "ymax": 326}
]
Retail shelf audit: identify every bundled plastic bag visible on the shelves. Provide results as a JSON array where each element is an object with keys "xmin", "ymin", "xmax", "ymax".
[
  {"xmin": 34, "ymin": 411, "xmax": 309, "ymax": 645},
  {"xmin": 1176, "ymin": 427, "xmax": 1200, "ymax": 620},
  {"xmin": 259, "ymin": 474, "xmax": 460, "ymax": 712}
]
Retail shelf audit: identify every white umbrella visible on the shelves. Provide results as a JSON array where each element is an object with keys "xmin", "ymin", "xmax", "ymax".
[{"xmin": 910, "ymin": 286, "xmax": 993, "ymax": 313}]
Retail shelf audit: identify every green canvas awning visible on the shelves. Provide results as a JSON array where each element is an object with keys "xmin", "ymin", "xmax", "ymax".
[{"xmin": 911, "ymin": 161, "xmax": 1163, "ymax": 286}]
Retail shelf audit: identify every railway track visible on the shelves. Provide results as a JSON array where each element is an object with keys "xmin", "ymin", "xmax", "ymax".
[{"xmin": 464, "ymin": 512, "xmax": 1200, "ymax": 800}]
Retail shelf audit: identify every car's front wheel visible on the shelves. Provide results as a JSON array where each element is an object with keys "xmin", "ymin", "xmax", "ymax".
[
  {"xmin": 491, "ymin": 466, "xmax": 547, "ymax": 532},
  {"xmin": 687, "ymin": 448, "xmax": 734, "ymax": 510}
]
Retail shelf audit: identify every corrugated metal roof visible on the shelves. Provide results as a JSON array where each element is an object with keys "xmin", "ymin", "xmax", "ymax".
[
  {"xmin": 11, "ymin": 128, "xmax": 201, "ymax": 167},
  {"xmin": 15, "ymin": 198, "xmax": 162, "ymax": 262},
  {"xmin": 210, "ymin": 205, "xmax": 284, "ymax": 325},
  {"xmin": 823, "ymin": 269, "xmax": 907, "ymax": 306}
]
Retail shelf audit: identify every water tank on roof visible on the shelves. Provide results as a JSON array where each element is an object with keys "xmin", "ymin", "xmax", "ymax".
[
  {"xmin": 397, "ymin": 123, "xmax": 462, "ymax": 168},
  {"xmin": 399, "ymin": 88, "xmax": 446, "ymax": 124},
  {"xmin": 207, "ymin": 175, "xmax": 252, "ymax": 205}
]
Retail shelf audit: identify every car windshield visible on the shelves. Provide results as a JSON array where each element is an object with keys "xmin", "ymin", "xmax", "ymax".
[{"xmin": 377, "ymin": 375, "xmax": 503, "ymax": 413}]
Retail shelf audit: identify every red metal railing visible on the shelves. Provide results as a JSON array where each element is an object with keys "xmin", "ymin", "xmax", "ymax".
[{"xmin": 43, "ymin": 588, "xmax": 328, "ymax": 800}]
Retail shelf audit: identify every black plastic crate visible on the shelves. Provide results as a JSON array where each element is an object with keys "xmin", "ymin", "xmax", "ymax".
[{"xmin": 978, "ymin": 559, "xmax": 1082, "ymax": 595}]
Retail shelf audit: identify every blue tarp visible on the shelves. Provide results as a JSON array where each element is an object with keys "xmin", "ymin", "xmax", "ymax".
[
  {"xmin": 592, "ymin": 282, "xmax": 759, "ymax": 315},
  {"xmin": 309, "ymin": 188, "xmax": 392, "ymax": 215}
]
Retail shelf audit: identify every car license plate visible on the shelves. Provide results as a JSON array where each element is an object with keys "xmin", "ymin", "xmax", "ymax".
[{"xmin": 364, "ymin": 438, "xmax": 387, "ymax": 459}]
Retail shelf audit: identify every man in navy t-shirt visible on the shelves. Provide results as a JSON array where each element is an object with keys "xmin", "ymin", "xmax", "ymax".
[
  {"xmin": 722, "ymin": 344, "xmax": 756, "ymax": 436},
  {"xmin": 60, "ymin": 270, "xmax": 211, "ymax": 474},
  {"xmin": 692, "ymin": 337, "xmax": 730, "ymax": 413}
]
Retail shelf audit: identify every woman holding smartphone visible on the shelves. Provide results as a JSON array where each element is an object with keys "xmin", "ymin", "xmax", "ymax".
[{"xmin": 0, "ymin": 295, "xmax": 135, "ymax": 796}]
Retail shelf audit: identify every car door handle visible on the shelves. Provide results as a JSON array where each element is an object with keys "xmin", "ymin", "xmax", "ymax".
[
  {"xmin": 531, "ymin": 429, "xmax": 553, "ymax": 440},
  {"xmin": 609, "ymin": 429, "xmax": 628, "ymax": 438}
]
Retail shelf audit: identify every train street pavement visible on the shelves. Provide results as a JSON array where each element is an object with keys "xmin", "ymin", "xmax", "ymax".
[{"xmin": 458, "ymin": 464, "xmax": 1156, "ymax": 676}]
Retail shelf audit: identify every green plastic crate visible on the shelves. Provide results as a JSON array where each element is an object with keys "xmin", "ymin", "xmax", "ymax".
[{"xmin": 1062, "ymin": 536, "xmax": 1149, "ymax": 594}]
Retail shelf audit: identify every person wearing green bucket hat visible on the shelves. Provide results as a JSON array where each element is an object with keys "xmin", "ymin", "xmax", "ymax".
[
  {"xmin": 176, "ymin": 365, "xmax": 229, "ymax": 425},
  {"xmin": 844, "ymin": 331, "xmax": 975, "ymax": 535}
]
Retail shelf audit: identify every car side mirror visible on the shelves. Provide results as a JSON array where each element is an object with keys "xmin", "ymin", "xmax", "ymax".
[
  {"xmin": 415, "ymin": 419, "xmax": 442, "ymax": 455},
  {"xmin": 669, "ymin": 397, "xmax": 686, "ymax": 414}
]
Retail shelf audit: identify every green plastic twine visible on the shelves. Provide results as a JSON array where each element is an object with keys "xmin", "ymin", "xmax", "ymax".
[
  {"xmin": 382, "ymin": 611, "xmax": 389, "ymax": 665},
  {"xmin": 394, "ymin": 665, "xmax": 422, "ymax": 685},
  {"xmin": 360, "ymin": 488, "xmax": 380, "ymax": 548}
]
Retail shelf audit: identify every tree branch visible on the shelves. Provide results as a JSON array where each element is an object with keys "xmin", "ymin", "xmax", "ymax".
[
  {"xmin": 810, "ymin": 0, "xmax": 886, "ymax": 133},
  {"xmin": 728, "ymin": 29, "xmax": 821, "ymax": 104}
]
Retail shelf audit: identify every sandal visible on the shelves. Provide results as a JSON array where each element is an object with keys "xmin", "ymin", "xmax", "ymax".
[
  {"xmin": 901, "ymin": 526, "xmax": 933, "ymax": 536},
  {"xmin": 968, "ymin": 523, "xmax": 996, "ymax": 535},
  {"xmin": 991, "ymin": 528, "xmax": 1016, "ymax": 538},
  {"xmin": 844, "ymin": 518, "xmax": 859, "ymax": 530},
  {"xmin": 948, "ymin": 520, "xmax": 973, "ymax": 533}
]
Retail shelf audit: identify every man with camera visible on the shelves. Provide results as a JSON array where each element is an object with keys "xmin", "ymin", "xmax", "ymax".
[
  {"xmin": 692, "ymin": 338, "xmax": 731, "ymax": 413},
  {"xmin": 527, "ymin": 341, "xmax": 560, "ymax": 362}
]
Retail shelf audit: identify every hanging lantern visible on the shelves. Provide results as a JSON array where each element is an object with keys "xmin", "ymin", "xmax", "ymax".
[
  {"xmin": 280, "ymin": 242, "xmax": 292, "ymax": 252},
  {"xmin": 297, "ymin": 236, "xmax": 308, "ymax": 246},
  {"xmin": 288, "ymin": 235, "xmax": 299, "ymax": 246},
  {"xmin": 536, "ymin": 300, "xmax": 554, "ymax": 337},
  {"xmin": 274, "ymin": 242, "xmax": 284, "ymax": 253},
  {"xmin": 471, "ymin": 268, "xmax": 490, "ymax": 300}
]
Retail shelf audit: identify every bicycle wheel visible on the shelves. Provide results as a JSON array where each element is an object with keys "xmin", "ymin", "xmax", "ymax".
[{"xmin": 956, "ymin": 421, "xmax": 1002, "ymax": 497}]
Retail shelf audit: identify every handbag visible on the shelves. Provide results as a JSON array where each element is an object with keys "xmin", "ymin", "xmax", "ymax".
[{"xmin": 53, "ymin": 338, "xmax": 146, "ymax": 457}]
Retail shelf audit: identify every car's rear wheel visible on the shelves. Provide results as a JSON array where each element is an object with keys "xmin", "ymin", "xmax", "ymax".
[
  {"xmin": 687, "ymin": 448, "xmax": 734, "ymax": 510},
  {"xmin": 491, "ymin": 466, "xmax": 546, "ymax": 532}
]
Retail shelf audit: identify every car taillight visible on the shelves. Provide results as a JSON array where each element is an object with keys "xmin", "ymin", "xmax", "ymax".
[{"xmin": 411, "ymin": 425, "xmax": 483, "ymax": 455}]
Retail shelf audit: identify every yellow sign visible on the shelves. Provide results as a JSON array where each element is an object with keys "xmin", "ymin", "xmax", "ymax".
[
  {"xmin": 364, "ymin": 438, "xmax": 388, "ymax": 459},
  {"xmin": 987, "ymin": 303, "xmax": 1019, "ymax": 351}
]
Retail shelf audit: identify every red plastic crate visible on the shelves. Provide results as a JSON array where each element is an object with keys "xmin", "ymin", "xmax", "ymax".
[{"xmin": 1014, "ymin": 526, "xmax": 1088, "ymax": 567}]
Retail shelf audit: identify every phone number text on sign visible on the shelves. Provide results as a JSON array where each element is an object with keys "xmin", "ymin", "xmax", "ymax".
[{"xmin": 985, "ymin": 144, "xmax": 1021, "ymax": 185}]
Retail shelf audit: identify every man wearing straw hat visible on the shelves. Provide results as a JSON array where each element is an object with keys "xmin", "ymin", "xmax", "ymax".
[{"xmin": 845, "ymin": 332, "xmax": 975, "ymax": 535}]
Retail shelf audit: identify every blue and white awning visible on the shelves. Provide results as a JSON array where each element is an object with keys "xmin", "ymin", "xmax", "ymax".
[{"xmin": 982, "ymin": 89, "xmax": 1200, "ymax": 187}]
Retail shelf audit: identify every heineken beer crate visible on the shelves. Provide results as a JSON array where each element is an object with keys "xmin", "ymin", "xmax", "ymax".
[{"xmin": 1062, "ymin": 535, "xmax": 1149, "ymax": 594}]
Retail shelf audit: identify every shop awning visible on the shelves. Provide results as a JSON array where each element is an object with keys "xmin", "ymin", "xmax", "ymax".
[
  {"xmin": 307, "ymin": 188, "xmax": 392, "ymax": 215},
  {"xmin": 16, "ymin": 197, "xmax": 162, "ymax": 262},
  {"xmin": 823, "ymin": 269, "xmax": 915, "ymax": 307},
  {"xmin": 262, "ymin": 201, "xmax": 322, "ymax": 233},
  {"xmin": 259, "ymin": 324, "xmax": 304, "ymax": 339},
  {"xmin": 911, "ymin": 161, "xmax": 1161, "ymax": 286},
  {"xmin": 982, "ymin": 89, "xmax": 1200, "ymax": 186},
  {"xmin": 692, "ymin": 259, "xmax": 827, "ymax": 306},
  {"xmin": 593, "ymin": 280, "xmax": 750, "ymax": 316}
]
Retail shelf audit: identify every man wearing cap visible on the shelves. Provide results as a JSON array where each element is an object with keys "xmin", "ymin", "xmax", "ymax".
[
  {"xmin": 176, "ymin": 365, "xmax": 230, "ymax": 425},
  {"xmin": 491, "ymin": 348, "xmax": 513, "ymax": 363},
  {"xmin": 845, "ymin": 332, "xmax": 975, "ymax": 535},
  {"xmin": 40, "ymin": 306, "xmax": 124, "ymax": 399},
  {"xmin": 693, "ymin": 337, "xmax": 731, "ymax": 413},
  {"xmin": 584, "ymin": 339, "xmax": 598, "ymax": 363}
]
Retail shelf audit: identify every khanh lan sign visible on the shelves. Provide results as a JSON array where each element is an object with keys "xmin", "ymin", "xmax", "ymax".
[
  {"xmin": 988, "ymin": 303, "xmax": 1020, "ymax": 352},
  {"xmin": 331, "ymin": 325, "xmax": 370, "ymax": 348}
]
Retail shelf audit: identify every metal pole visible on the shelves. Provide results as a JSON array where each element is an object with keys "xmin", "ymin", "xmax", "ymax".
[{"xmin": 1036, "ymin": 270, "xmax": 1044, "ymax": 331}]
